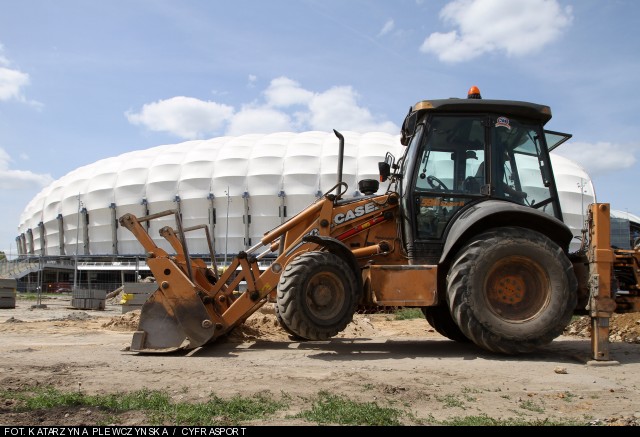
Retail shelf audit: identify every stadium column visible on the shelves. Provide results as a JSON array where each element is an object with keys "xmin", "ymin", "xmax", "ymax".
[
  {"xmin": 243, "ymin": 191, "xmax": 251, "ymax": 249},
  {"xmin": 38, "ymin": 221, "xmax": 46, "ymax": 256},
  {"xmin": 110, "ymin": 203, "xmax": 118, "ymax": 255},
  {"xmin": 20, "ymin": 234, "xmax": 26, "ymax": 256},
  {"xmin": 278, "ymin": 190, "xmax": 287, "ymax": 224},
  {"xmin": 81, "ymin": 207, "xmax": 89, "ymax": 255},
  {"xmin": 141, "ymin": 198, "xmax": 150, "ymax": 231},
  {"xmin": 57, "ymin": 214, "xmax": 65, "ymax": 255},
  {"xmin": 26, "ymin": 228, "xmax": 34, "ymax": 255},
  {"xmin": 208, "ymin": 193, "xmax": 216, "ymax": 259}
]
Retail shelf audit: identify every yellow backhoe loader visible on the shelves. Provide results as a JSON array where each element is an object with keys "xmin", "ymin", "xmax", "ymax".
[{"xmin": 119, "ymin": 87, "xmax": 639, "ymax": 361}]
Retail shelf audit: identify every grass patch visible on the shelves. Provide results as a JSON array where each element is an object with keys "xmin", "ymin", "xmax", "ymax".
[
  {"xmin": 461, "ymin": 386, "xmax": 482, "ymax": 394},
  {"xmin": 24, "ymin": 388, "xmax": 170, "ymax": 412},
  {"xmin": 436, "ymin": 394, "xmax": 466, "ymax": 409},
  {"xmin": 519, "ymin": 399, "xmax": 545, "ymax": 413},
  {"xmin": 0, "ymin": 386, "xmax": 590, "ymax": 426},
  {"xmin": 2, "ymin": 386, "xmax": 286, "ymax": 425},
  {"xmin": 159, "ymin": 392, "xmax": 284, "ymax": 425},
  {"xmin": 294, "ymin": 391, "xmax": 404, "ymax": 426},
  {"xmin": 439, "ymin": 414, "xmax": 580, "ymax": 426},
  {"xmin": 18, "ymin": 293, "xmax": 44, "ymax": 300},
  {"xmin": 18, "ymin": 293, "xmax": 63, "ymax": 300},
  {"xmin": 394, "ymin": 307, "xmax": 424, "ymax": 320}
]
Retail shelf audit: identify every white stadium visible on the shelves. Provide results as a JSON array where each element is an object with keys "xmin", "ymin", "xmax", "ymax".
[
  {"xmin": 6, "ymin": 130, "xmax": 638, "ymax": 291},
  {"xmin": 16, "ymin": 130, "xmax": 598, "ymax": 258}
]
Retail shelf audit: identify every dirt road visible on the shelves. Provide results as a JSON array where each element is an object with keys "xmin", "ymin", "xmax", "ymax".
[{"xmin": 1, "ymin": 295, "xmax": 639, "ymax": 426}]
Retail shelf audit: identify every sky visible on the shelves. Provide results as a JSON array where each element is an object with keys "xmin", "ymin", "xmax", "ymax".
[{"xmin": 1, "ymin": 0, "xmax": 639, "ymax": 256}]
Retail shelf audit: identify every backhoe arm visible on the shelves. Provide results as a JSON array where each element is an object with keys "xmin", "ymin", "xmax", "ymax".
[{"xmin": 587, "ymin": 204, "xmax": 617, "ymax": 361}]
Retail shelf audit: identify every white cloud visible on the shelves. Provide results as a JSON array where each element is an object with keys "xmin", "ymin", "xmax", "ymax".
[
  {"xmin": 0, "ymin": 66, "xmax": 30, "ymax": 101},
  {"xmin": 0, "ymin": 45, "xmax": 42, "ymax": 108},
  {"xmin": 378, "ymin": 19, "xmax": 395, "ymax": 37},
  {"xmin": 0, "ymin": 43, "xmax": 7, "ymax": 65},
  {"xmin": 553, "ymin": 141, "xmax": 638, "ymax": 177},
  {"xmin": 263, "ymin": 77, "xmax": 313, "ymax": 108},
  {"xmin": 420, "ymin": 0, "xmax": 573, "ymax": 63},
  {"xmin": 125, "ymin": 96, "xmax": 234, "ymax": 139},
  {"xmin": 1, "ymin": 148, "xmax": 12, "ymax": 167},
  {"xmin": 127, "ymin": 77, "xmax": 399, "ymax": 138},
  {"xmin": 0, "ymin": 147, "xmax": 53, "ymax": 190},
  {"xmin": 247, "ymin": 74, "xmax": 257, "ymax": 87},
  {"xmin": 226, "ymin": 107, "xmax": 293, "ymax": 136},
  {"xmin": 307, "ymin": 86, "xmax": 398, "ymax": 134}
]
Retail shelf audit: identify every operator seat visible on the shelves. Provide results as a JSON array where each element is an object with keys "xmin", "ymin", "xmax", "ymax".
[{"xmin": 463, "ymin": 176, "xmax": 482, "ymax": 194}]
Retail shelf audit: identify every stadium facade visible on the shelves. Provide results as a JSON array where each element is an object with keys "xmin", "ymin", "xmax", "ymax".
[{"xmin": 4, "ymin": 130, "xmax": 637, "ymax": 293}]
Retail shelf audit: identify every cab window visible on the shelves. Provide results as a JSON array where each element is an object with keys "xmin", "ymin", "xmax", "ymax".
[
  {"xmin": 491, "ymin": 117, "xmax": 558, "ymax": 217},
  {"xmin": 413, "ymin": 115, "xmax": 485, "ymax": 239}
]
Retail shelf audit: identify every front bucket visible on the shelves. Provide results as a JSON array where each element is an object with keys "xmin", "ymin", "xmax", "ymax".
[{"xmin": 130, "ymin": 286, "xmax": 219, "ymax": 353}]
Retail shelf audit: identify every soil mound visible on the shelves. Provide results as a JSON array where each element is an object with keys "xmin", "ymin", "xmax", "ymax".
[{"xmin": 99, "ymin": 303, "xmax": 640, "ymax": 344}]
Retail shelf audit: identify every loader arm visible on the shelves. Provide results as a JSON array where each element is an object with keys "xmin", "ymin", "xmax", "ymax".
[
  {"xmin": 118, "ymin": 197, "xmax": 340, "ymax": 352},
  {"xmin": 119, "ymin": 212, "xmax": 171, "ymax": 258},
  {"xmin": 120, "ymin": 189, "xmax": 400, "ymax": 353},
  {"xmin": 158, "ymin": 225, "xmax": 219, "ymax": 294}
]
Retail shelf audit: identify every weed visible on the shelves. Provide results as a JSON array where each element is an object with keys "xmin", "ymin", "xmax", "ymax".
[
  {"xmin": 439, "ymin": 414, "xmax": 578, "ymax": 426},
  {"xmin": 2, "ymin": 386, "xmax": 286, "ymax": 426},
  {"xmin": 294, "ymin": 391, "xmax": 404, "ymax": 426},
  {"xmin": 519, "ymin": 399, "xmax": 544, "ymax": 413},
  {"xmin": 436, "ymin": 394, "xmax": 466, "ymax": 409},
  {"xmin": 394, "ymin": 307, "xmax": 424, "ymax": 320}
]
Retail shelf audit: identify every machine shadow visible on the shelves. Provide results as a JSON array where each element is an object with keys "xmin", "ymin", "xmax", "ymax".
[{"xmin": 180, "ymin": 336, "xmax": 639, "ymax": 366}]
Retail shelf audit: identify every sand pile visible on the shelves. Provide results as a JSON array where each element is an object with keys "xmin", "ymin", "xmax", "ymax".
[
  {"xmin": 99, "ymin": 303, "xmax": 640, "ymax": 344},
  {"xmin": 564, "ymin": 313, "xmax": 640, "ymax": 343},
  {"xmin": 101, "ymin": 310, "xmax": 141, "ymax": 331}
]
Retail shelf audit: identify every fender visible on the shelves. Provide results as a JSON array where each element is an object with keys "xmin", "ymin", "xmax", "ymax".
[
  {"xmin": 303, "ymin": 235, "xmax": 364, "ymax": 293},
  {"xmin": 440, "ymin": 199, "xmax": 574, "ymax": 264}
]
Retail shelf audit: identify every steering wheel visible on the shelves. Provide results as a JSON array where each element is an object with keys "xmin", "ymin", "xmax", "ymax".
[{"xmin": 427, "ymin": 175, "xmax": 448, "ymax": 191}]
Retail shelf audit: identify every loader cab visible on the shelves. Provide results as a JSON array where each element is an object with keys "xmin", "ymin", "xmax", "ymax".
[{"xmin": 395, "ymin": 92, "xmax": 567, "ymax": 263}]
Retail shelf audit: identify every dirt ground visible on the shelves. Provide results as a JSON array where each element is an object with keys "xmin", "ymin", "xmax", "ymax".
[{"xmin": 1, "ymin": 294, "xmax": 639, "ymax": 426}]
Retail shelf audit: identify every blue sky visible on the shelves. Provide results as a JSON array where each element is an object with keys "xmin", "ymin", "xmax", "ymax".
[{"xmin": 1, "ymin": 0, "xmax": 639, "ymax": 256}]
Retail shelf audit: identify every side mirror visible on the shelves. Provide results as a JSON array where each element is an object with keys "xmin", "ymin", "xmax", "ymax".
[
  {"xmin": 378, "ymin": 152, "xmax": 395, "ymax": 182},
  {"xmin": 378, "ymin": 162, "xmax": 391, "ymax": 182}
]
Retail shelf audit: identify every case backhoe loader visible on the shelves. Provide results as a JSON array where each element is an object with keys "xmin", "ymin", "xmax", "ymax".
[{"xmin": 119, "ymin": 87, "xmax": 640, "ymax": 360}]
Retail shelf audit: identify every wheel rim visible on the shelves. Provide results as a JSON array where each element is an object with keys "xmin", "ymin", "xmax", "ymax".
[
  {"xmin": 305, "ymin": 270, "xmax": 345, "ymax": 321},
  {"xmin": 484, "ymin": 255, "xmax": 550, "ymax": 322}
]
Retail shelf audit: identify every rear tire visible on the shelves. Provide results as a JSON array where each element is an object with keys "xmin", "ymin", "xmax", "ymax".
[
  {"xmin": 447, "ymin": 227, "xmax": 577, "ymax": 354},
  {"xmin": 276, "ymin": 251, "xmax": 358, "ymax": 340},
  {"xmin": 421, "ymin": 305, "xmax": 470, "ymax": 343}
]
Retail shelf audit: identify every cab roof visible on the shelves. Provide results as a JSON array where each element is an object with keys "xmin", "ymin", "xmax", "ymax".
[{"xmin": 411, "ymin": 98, "xmax": 552, "ymax": 124}]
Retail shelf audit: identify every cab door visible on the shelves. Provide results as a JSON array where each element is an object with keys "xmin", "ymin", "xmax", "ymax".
[{"xmin": 407, "ymin": 114, "xmax": 487, "ymax": 263}]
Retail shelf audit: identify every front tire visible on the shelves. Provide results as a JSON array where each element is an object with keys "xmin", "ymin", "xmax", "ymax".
[
  {"xmin": 274, "ymin": 301, "xmax": 305, "ymax": 340},
  {"xmin": 447, "ymin": 227, "xmax": 577, "ymax": 354},
  {"xmin": 421, "ymin": 305, "xmax": 470, "ymax": 343},
  {"xmin": 276, "ymin": 251, "xmax": 358, "ymax": 340}
]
